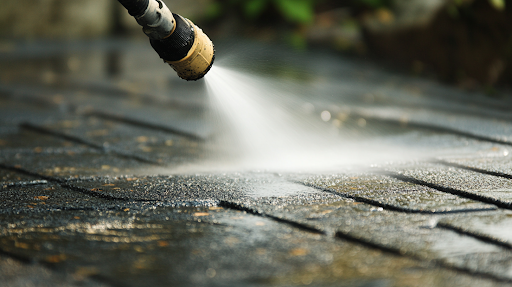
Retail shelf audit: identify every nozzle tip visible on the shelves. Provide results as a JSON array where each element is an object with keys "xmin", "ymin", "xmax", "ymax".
[{"xmin": 166, "ymin": 21, "xmax": 215, "ymax": 81}]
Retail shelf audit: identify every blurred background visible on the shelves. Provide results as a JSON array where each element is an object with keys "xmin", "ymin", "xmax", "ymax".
[{"xmin": 0, "ymin": 0, "xmax": 511, "ymax": 89}]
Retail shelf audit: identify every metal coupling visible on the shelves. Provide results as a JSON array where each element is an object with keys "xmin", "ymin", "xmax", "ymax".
[{"xmin": 135, "ymin": 0, "xmax": 175, "ymax": 40}]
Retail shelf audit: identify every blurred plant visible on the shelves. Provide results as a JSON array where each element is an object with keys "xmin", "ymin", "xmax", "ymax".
[
  {"xmin": 206, "ymin": 0, "xmax": 316, "ymax": 24},
  {"xmin": 488, "ymin": 0, "xmax": 505, "ymax": 10},
  {"xmin": 205, "ymin": 0, "xmax": 393, "ymax": 49},
  {"xmin": 448, "ymin": 0, "xmax": 505, "ymax": 16},
  {"xmin": 206, "ymin": 0, "xmax": 395, "ymax": 25},
  {"xmin": 356, "ymin": 0, "xmax": 392, "ymax": 9}
]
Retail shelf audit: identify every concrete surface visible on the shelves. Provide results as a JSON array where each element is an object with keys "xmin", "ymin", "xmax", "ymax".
[{"xmin": 1, "ymin": 39, "xmax": 512, "ymax": 286}]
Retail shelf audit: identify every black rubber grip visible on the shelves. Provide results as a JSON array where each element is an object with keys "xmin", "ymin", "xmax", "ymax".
[
  {"xmin": 150, "ymin": 13, "xmax": 195, "ymax": 62},
  {"xmin": 117, "ymin": 0, "xmax": 149, "ymax": 16}
]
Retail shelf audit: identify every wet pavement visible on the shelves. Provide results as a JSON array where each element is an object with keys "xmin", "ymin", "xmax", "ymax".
[{"xmin": 2, "ymin": 39, "xmax": 512, "ymax": 286}]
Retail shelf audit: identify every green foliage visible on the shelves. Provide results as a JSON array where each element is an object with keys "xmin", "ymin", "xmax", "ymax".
[
  {"xmin": 489, "ymin": 0, "xmax": 505, "ymax": 10},
  {"xmin": 211, "ymin": 0, "xmax": 315, "ymax": 24},
  {"xmin": 244, "ymin": 0, "xmax": 269, "ymax": 19},
  {"xmin": 208, "ymin": 0, "xmax": 398, "ymax": 25},
  {"xmin": 205, "ymin": 2, "xmax": 222, "ymax": 19},
  {"xmin": 286, "ymin": 30, "xmax": 308, "ymax": 50},
  {"xmin": 274, "ymin": 0, "xmax": 315, "ymax": 24}
]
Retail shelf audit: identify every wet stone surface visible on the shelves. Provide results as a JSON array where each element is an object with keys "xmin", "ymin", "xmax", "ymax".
[
  {"xmin": 0, "ymin": 206, "xmax": 508, "ymax": 287},
  {"xmin": 0, "ymin": 254, "xmax": 108, "ymax": 287},
  {"xmin": 385, "ymin": 162, "xmax": 512, "ymax": 207},
  {"xmin": 2, "ymin": 39, "xmax": 512, "ymax": 286},
  {"xmin": 0, "ymin": 183, "xmax": 114, "ymax": 214},
  {"xmin": 301, "ymin": 173, "xmax": 497, "ymax": 213},
  {"xmin": 437, "ymin": 211, "xmax": 512, "ymax": 246}
]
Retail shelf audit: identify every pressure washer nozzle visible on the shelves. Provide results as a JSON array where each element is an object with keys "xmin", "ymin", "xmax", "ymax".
[
  {"xmin": 118, "ymin": 0, "xmax": 214, "ymax": 81},
  {"xmin": 152, "ymin": 15, "xmax": 215, "ymax": 81}
]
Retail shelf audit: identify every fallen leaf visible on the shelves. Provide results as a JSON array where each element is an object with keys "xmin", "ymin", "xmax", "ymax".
[
  {"xmin": 157, "ymin": 241, "xmax": 169, "ymax": 247},
  {"xmin": 136, "ymin": 136, "xmax": 149, "ymax": 143},
  {"xmin": 15, "ymin": 242, "xmax": 30, "ymax": 249},
  {"xmin": 289, "ymin": 248, "xmax": 309, "ymax": 256},
  {"xmin": 45, "ymin": 254, "xmax": 67, "ymax": 263}
]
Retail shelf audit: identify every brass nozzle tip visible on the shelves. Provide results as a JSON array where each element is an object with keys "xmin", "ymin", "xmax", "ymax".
[{"xmin": 165, "ymin": 21, "xmax": 215, "ymax": 81}]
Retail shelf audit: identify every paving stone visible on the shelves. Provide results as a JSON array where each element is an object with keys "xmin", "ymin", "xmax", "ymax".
[
  {"xmin": 0, "ymin": 168, "xmax": 44, "ymax": 186},
  {"xmin": 35, "ymin": 116, "xmax": 205, "ymax": 164},
  {"xmin": 301, "ymin": 173, "xmax": 496, "ymax": 213},
  {"xmin": 1, "ymin": 150, "xmax": 152, "ymax": 179},
  {"xmin": 0, "ymin": 128, "xmax": 79, "ymax": 152},
  {"xmin": 386, "ymin": 162, "xmax": 512, "ymax": 206},
  {"xmin": 0, "ymin": 183, "xmax": 113, "ymax": 214},
  {"xmin": 442, "ymin": 156, "xmax": 512, "ymax": 176},
  {"xmin": 355, "ymin": 106, "xmax": 512, "ymax": 144},
  {"xmin": 69, "ymin": 173, "xmax": 332, "ymax": 204},
  {"xmin": 438, "ymin": 211, "xmax": 512, "ymax": 247}
]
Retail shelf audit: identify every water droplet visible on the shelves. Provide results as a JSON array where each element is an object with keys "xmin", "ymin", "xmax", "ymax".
[
  {"xmin": 206, "ymin": 268, "xmax": 216, "ymax": 278},
  {"xmin": 321, "ymin": 111, "xmax": 331, "ymax": 122}
]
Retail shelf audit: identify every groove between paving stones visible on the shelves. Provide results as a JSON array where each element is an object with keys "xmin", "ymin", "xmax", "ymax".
[
  {"xmin": 434, "ymin": 260, "xmax": 512, "ymax": 284},
  {"xmin": 436, "ymin": 222, "xmax": 512, "ymax": 250},
  {"xmin": 218, "ymin": 201, "xmax": 326, "ymax": 235},
  {"xmin": 0, "ymin": 86, "xmax": 66, "ymax": 110},
  {"xmin": 88, "ymin": 274, "xmax": 126, "ymax": 287},
  {"xmin": 2, "ymin": 206, "xmax": 129, "ymax": 214},
  {"xmin": 61, "ymin": 80, "xmax": 185, "ymax": 108},
  {"xmin": 355, "ymin": 113, "xmax": 512, "ymax": 146},
  {"xmin": 20, "ymin": 122, "xmax": 161, "ymax": 165},
  {"xmin": 0, "ymin": 180, "xmax": 49, "ymax": 189},
  {"xmin": 434, "ymin": 159, "xmax": 512, "ymax": 180},
  {"xmin": 387, "ymin": 172, "xmax": 512, "ymax": 210},
  {"xmin": 84, "ymin": 111, "xmax": 205, "ymax": 141},
  {"xmin": 0, "ymin": 163, "xmax": 156, "ymax": 202},
  {"xmin": 334, "ymin": 230, "xmax": 414, "ymax": 257},
  {"xmin": 297, "ymin": 181, "xmax": 497, "ymax": 214},
  {"xmin": 0, "ymin": 82, "xmax": 200, "ymax": 115},
  {"xmin": 0, "ymin": 248, "xmax": 34, "ymax": 265}
]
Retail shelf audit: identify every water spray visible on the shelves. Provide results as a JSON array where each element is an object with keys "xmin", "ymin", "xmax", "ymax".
[{"xmin": 117, "ymin": 0, "xmax": 215, "ymax": 80}]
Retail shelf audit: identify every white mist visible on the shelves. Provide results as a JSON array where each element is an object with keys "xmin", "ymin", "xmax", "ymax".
[{"xmin": 202, "ymin": 65, "xmax": 422, "ymax": 173}]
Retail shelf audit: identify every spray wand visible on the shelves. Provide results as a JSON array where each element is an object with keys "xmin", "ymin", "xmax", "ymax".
[{"xmin": 117, "ymin": 0, "xmax": 215, "ymax": 80}]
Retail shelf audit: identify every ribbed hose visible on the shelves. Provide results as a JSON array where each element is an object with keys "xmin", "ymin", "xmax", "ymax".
[
  {"xmin": 150, "ymin": 14, "xmax": 194, "ymax": 61},
  {"xmin": 117, "ymin": 0, "xmax": 149, "ymax": 16}
]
